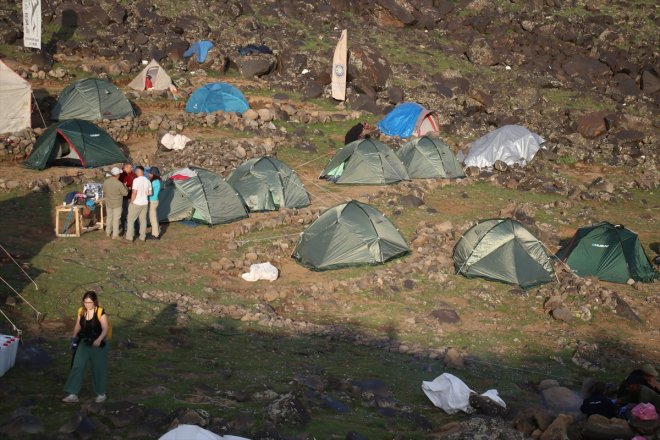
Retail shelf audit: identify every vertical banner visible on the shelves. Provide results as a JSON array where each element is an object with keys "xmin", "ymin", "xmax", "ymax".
[
  {"xmin": 331, "ymin": 29, "xmax": 347, "ymax": 101},
  {"xmin": 23, "ymin": 0, "xmax": 42, "ymax": 49}
]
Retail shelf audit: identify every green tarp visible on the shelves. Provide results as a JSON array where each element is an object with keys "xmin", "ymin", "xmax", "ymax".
[
  {"xmin": 156, "ymin": 167, "xmax": 247, "ymax": 225},
  {"xmin": 397, "ymin": 136, "xmax": 465, "ymax": 179},
  {"xmin": 556, "ymin": 222, "xmax": 658, "ymax": 283},
  {"xmin": 320, "ymin": 138, "xmax": 410, "ymax": 184},
  {"xmin": 293, "ymin": 200, "xmax": 410, "ymax": 270},
  {"xmin": 51, "ymin": 78, "xmax": 136, "ymax": 121},
  {"xmin": 227, "ymin": 157, "xmax": 310, "ymax": 212},
  {"xmin": 452, "ymin": 218, "xmax": 555, "ymax": 288},
  {"xmin": 24, "ymin": 119, "xmax": 127, "ymax": 170}
]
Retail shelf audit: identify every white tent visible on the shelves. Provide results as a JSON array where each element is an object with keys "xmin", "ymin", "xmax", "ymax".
[
  {"xmin": 463, "ymin": 125, "xmax": 544, "ymax": 169},
  {"xmin": 159, "ymin": 425, "xmax": 250, "ymax": 440},
  {"xmin": 0, "ymin": 60, "xmax": 31, "ymax": 134},
  {"xmin": 128, "ymin": 59, "xmax": 173, "ymax": 91}
]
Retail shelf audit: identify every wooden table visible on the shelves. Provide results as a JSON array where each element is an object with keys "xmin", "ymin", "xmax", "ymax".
[{"xmin": 55, "ymin": 199, "xmax": 105, "ymax": 238}]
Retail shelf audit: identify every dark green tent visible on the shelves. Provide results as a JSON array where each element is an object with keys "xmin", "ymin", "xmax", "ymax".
[
  {"xmin": 397, "ymin": 136, "xmax": 465, "ymax": 179},
  {"xmin": 24, "ymin": 119, "xmax": 127, "ymax": 170},
  {"xmin": 292, "ymin": 200, "xmax": 410, "ymax": 270},
  {"xmin": 453, "ymin": 218, "xmax": 555, "ymax": 288},
  {"xmin": 51, "ymin": 78, "xmax": 136, "ymax": 121},
  {"xmin": 556, "ymin": 222, "xmax": 658, "ymax": 284},
  {"xmin": 156, "ymin": 167, "xmax": 248, "ymax": 225},
  {"xmin": 320, "ymin": 138, "xmax": 410, "ymax": 184},
  {"xmin": 227, "ymin": 156, "xmax": 310, "ymax": 212}
]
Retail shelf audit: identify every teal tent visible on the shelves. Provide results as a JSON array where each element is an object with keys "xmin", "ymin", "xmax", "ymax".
[
  {"xmin": 156, "ymin": 167, "xmax": 248, "ymax": 225},
  {"xmin": 320, "ymin": 138, "xmax": 410, "ymax": 184},
  {"xmin": 398, "ymin": 136, "xmax": 465, "ymax": 179},
  {"xmin": 227, "ymin": 157, "xmax": 310, "ymax": 212},
  {"xmin": 453, "ymin": 218, "xmax": 555, "ymax": 288},
  {"xmin": 25, "ymin": 119, "xmax": 127, "ymax": 170},
  {"xmin": 51, "ymin": 78, "xmax": 136, "ymax": 121},
  {"xmin": 556, "ymin": 222, "xmax": 658, "ymax": 283},
  {"xmin": 293, "ymin": 200, "xmax": 410, "ymax": 270}
]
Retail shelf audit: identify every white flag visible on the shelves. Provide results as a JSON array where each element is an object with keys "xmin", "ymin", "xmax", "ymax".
[
  {"xmin": 331, "ymin": 29, "xmax": 347, "ymax": 101},
  {"xmin": 23, "ymin": 0, "xmax": 42, "ymax": 49}
]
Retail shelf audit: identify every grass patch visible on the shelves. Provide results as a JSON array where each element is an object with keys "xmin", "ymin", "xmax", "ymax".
[{"xmin": 542, "ymin": 89, "xmax": 616, "ymax": 111}]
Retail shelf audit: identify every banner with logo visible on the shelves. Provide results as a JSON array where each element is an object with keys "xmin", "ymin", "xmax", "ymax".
[
  {"xmin": 331, "ymin": 29, "xmax": 347, "ymax": 101},
  {"xmin": 23, "ymin": 0, "xmax": 41, "ymax": 49}
]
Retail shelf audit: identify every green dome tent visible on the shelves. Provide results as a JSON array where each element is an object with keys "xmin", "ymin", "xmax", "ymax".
[
  {"xmin": 227, "ymin": 157, "xmax": 310, "ymax": 212},
  {"xmin": 397, "ymin": 136, "xmax": 465, "ymax": 179},
  {"xmin": 320, "ymin": 138, "xmax": 410, "ymax": 185},
  {"xmin": 51, "ymin": 78, "xmax": 136, "ymax": 121},
  {"xmin": 453, "ymin": 218, "xmax": 555, "ymax": 288},
  {"xmin": 156, "ymin": 167, "xmax": 248, "ymax": 225},
  {"xmin": 292, "ymin": 200, "xmax": 410, "ymax": 270},
  {"xmin": 25, "ymin": 119, "xmax": 127, "ymax": 170},
  {"xmin": 556, "ymin": 222, "xmax": 658, "ymax": 284}
]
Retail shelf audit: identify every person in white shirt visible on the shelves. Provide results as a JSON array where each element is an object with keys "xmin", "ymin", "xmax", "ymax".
[{"xmin": 125, "ymin": 166, "xmax": 152, "ymax": 242}]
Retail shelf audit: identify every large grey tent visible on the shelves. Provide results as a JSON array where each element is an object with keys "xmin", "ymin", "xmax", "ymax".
[
  {"xmin": 320, "ymin": 138, "xmax": 409, "ymax": 184},
  {"xmin": 463, "ymin": 125, "xmax": 543, "ymax": 169},
  {"xmin": 227, "ymin": 157, "xmax": 310, "ymax": 212},
  {"xmin": 293, "ymin": 200, "xmax": 410, "ymax": 270},
  {"xmin": 452, "ymin": 218, "xmax": 555, "ymax": 288},
  {"xmin": 0, "ymin": 60, "xmax": 31, "ymax": 134},
  {"xmin": 51, "ymin": 78, "xmax": 136, "ymax": 121},
  {"xmin": 156, "ymin": 167, "xmax": 248, "ymax": 225},
  {"xmin": 398, "ymin": 136, "xmax": 465, "ymax": 179}
]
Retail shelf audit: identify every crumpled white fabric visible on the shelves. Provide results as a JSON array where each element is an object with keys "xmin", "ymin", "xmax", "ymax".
[
  {"xmin": 241, "ymin": 262, "xmax": 279, "ymax": 282},
  {"xmin": 159, "ymin": 424, "xmax": 250, "ymax": 440},
  {"xmin": 161, "ymin": 133, "xmax": 191, "ymax": 151},
  {"xmin": 463, "ymin": 124, "xmax": 544, "ymax": 169},
  {"xmin": 421, "ymin": 373, "xmax": 506, "ymax": 414}
]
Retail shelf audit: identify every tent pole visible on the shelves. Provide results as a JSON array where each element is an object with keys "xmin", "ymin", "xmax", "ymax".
[{"xmin": 31, "ymin": 91, "xmax": 47, "ymax": 129}]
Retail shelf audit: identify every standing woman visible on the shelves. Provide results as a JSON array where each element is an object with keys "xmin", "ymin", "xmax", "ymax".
[
  {"xmin": 63, "ymin": 291, "xmax": 109, "ymax": 403},
  {"xmin": 148, "ymin": 166, "xmax": 161, "ymax": 240}
]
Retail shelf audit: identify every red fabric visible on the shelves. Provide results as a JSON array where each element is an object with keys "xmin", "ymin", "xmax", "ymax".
[
  {"xmin": 169, "ymin": 174, "xmax": 191, "ymax": 181},
  {"xmin": 145, "ymin": 77, "xmax": 153, "ymax": 90},
  {"xmin": 119, "ymin": 171, "xmax": 136, "ymax": 191}
]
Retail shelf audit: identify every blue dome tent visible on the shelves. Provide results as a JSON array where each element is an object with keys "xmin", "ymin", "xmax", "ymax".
[
  {"xmin": 377, "ymin": 102, "xmax": 440, "ymax": 138},
  {"xmin": 185, "ymin": 83, "xmax": 250, "ymax": 114}
]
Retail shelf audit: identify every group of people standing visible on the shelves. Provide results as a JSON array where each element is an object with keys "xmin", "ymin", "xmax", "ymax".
[{"xmin": 102, "ymin": 163, "xmax": 162, "ymax": 242}]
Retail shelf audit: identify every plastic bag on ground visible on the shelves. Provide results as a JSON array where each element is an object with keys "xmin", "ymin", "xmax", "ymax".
[
  {"xmin": 422, "ymin": 373, "xmax": 506, "ymax": 414},
  {"xmin": 159, "ymin": 424, "xmax": 250, "ymax": 440},
  {"xmin": 161, "ymin": 133, "xmax": 191, "ymax": 151},
  {"xmin": 241, "ymin": 262, "xmax": 279, "ymax": 282},
  {"xmin": 422, "ymin": 373, "xmax": 475, "ymax": 414},
  {"xmin": 631, "ymin": 402, "xmax": 659, "ymax": 421}
]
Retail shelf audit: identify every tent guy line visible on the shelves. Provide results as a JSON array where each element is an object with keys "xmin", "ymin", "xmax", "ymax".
[
  {"xmin": 0, "ymin": 275, "xmax": 42, "ymax": 320},
  {"xmin": 0, "ymin": 243, "xmax": 38, "ymax": 290}
]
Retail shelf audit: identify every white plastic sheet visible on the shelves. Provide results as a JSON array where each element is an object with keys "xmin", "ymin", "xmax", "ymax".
[
  {"xmin": 159, "ymin": 424, "xmax": 250, "ymax": 440},
  {"xmin": 422, "ymin": 373, "xmax": 475, "ymax": 414},
  {"xmin": 241, "ymin": 262, "xmax": 279, "ymax": 282},
  {"xmin": 161, "ymin": 133, "xmax": 191, "ymax": 151},
  {"xmin": 421, "ymin": 373, "xmax": 506, "ymax": 414},
  {"xmin": 463, "ymin": 125, "xmax": 544, "ymax": 169}
]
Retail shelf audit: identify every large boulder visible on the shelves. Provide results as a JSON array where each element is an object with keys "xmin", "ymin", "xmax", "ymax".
[
  {"xmin": 348, "ymin": 45, "xmax": 392, "ymax": 90},
  {"xmin": 582, "ymin": 414, "xmax": 634, "ymax": 440},
  {"xmin": 234, "ymin": 53, "xmax": 277, "ymax": 78},
  {"xmin": 374, "ymin": 0, "xmax": 416, "ymax": 27},
  {"xmin": 562, "ymin": 55, "xmax": 611, "ymax": 79},
  {"xmin": 465, "ymin": 38, "xmax": 498, "ymax": 66},
  {"xmin": 541, "ymin": 385, "xmax": 582, "ymax": 415}
]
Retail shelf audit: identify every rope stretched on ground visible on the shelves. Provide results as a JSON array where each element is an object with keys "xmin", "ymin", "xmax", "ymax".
[{"xmin": 0, "ymin": 244, "xmax": 38, "ymax": 290}]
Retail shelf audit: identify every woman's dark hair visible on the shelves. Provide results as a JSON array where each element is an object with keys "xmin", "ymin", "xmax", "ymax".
[
  {"xmin": 590, "ymin": 382, "xmax": 606, "ymax": 395},
  {"xmin": 150, "ymin": 174, "xmax": 161, "ymax": 182},
  {"xmin": 82, "ymin": 291, "xmax": 98, "ymax": 308}
]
